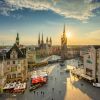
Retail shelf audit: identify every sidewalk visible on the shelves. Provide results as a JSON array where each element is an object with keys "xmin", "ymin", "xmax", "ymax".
[{"xmin": 71, "ymin": 68, "xmax": 94, "ymax": 82}]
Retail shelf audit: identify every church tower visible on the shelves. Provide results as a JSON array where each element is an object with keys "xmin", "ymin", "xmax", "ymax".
[
  {"xmin": 50, "ymin": 37, "xmax": 52, "ymax": 46},
  {"xmin": 16, "ymin": 33, "xmax": 19, "ymax": 46},
  {"xmin": 41, "ymin": 33, "xmax": 44, "ymax": 44},
  {"xmin": 38, "ymin": 33, "xmax": 40, "ymax": 46},
  {"xmin": 46, "ymin": 37, "xmax": 48, "ymax": 44},
  {"xmin": 61, "ymin": 24, "xmax": 67, "ymax": 59},
  {"xmin": 62, "ymin": 24, "xmax": 67, "ymax": 46}
]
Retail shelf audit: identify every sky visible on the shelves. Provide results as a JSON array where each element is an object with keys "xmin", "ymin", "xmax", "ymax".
[{"xmin": 0, "ymin": 0, "xmax": 100, "ymax": 45}]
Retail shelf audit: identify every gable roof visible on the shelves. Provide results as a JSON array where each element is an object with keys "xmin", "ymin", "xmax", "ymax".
[{"xmin": 6, "ymin": 43, "xmax": 26, "ymax": 59}]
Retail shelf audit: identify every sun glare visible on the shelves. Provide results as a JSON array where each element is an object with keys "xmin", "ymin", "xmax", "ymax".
[{"xmin": 66, "ymin": 31, "xmax": 71, "ymax": 38}]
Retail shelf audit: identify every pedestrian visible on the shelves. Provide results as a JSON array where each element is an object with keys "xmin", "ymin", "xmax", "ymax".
[
  {"xmin": 41, "ymin": 91, "xmax": 42, "ymax": 94},
  {"xmin": 43, "ymin": 91, "xmax": 44, "ymax": 95},
  {"xmin": 37, "ymin": 92, "xmax": 38, "ymax": 95},
  {"xmin": 52, "ymin": 88, "xmax": 54, "ymax": 91}
]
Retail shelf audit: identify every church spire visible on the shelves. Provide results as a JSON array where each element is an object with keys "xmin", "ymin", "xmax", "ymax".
[
  {"xmin": 63, "ymin": 24, "xmax": 66, "ymax": 37},
  {"xmin": 41, "ymin": 33, "xmax": 44, "ymax": 44},
  {"xmin": 38, "ymin": 33, "xmax": 40, "ymax": 45},
  {"xmin": 46, "ymin": 37, "xmax": 48, "ymax": 44},
  {"xmin": 16, "ymin": 33, "xmax": 19, "ymax": 45},
  {"xmin": 50, "ymin": 37, "xmax": 52, "ymax": 45},
  {"xmin": 61, "ymin": 24, "xmax": 67, "ymax": 46}
]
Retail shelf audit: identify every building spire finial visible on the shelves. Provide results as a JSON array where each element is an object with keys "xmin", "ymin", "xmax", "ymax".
[{"xmin": 16, "ymin": 32, "xmax": 19, "ymax": 45}]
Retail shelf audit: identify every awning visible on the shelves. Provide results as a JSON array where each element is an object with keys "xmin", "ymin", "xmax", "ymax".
[{"xmin": 31, "ymin": 76, "xmax": 47, "ymax": 84}]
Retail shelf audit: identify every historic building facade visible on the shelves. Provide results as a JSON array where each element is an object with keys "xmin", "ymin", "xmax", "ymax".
[
  {"xmin": 5, "ymin": 44, "xmax": 28, "ymax": 82},
  {"xmin": 0, "ymin": 33, "xmax": 28, "ymax": 85}
]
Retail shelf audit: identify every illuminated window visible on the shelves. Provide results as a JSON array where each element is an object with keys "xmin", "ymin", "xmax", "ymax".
[{"xmin": 11, "ymin": 66, "xmax": 17, "ymax": 72}]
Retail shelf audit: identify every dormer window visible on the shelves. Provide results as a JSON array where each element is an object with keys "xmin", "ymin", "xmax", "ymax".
[{"xmin": 10, "ymin": 49, "xmax": 18, "ymax": 59}]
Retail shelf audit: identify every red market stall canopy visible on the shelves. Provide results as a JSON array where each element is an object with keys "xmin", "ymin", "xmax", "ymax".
[{"xmin": 32, "ymin": 76, "xmax": 47, "ymax": 84}]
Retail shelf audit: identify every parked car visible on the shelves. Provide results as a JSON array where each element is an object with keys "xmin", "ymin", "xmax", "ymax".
[{"xmin": 93, "ymin": 83, "xmax": 100, "ymax": 87}]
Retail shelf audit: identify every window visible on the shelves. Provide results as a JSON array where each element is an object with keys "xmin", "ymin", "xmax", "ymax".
[
  {"xmin": 86, "ymin": 68, "xmax": 92, "ymax": 77},
  {"xmin": 7, "ymin": 67, "xmax": 10, "ymax": 71},
  {"xmin": 97, "ymin": 53, "xmax": 99, "ymax": 58},
  {"xmin": 10, "ymin": 50, "xmax": 18, "ymax": 59},
  {"xmin": 18, "ymin": 60, "xmax": 20, "ymax": 64},
  {"xmin": 11, "ymin": 66, "xmax": 17, "ymax": 72},
  {"xmin": 18, "ymin": 66, "xmax": 20, "ymax": 69},
  {"xmin": 13, "ymin": 61, "xmax": 15, "ymax": 64},
  {"xmin": 13, "ymin": 55, "xmax": 16, "ymax": 58},
  {"xmin": 23, "ymin": 60, "xmax": 26, "ymax": 64},
  {"xmin": 17, "ymin": 73, "xmax": 21, "ymax": 77},
  {"xmin": 87, "ymin": 59, "xmax": 92, "ymax": 64},
  {"xmin": 24, "ymin": 66, "xmax": 26, "ymax": 70},
  {"xmin": 7, "ymin": 74, "xmax": 11, "ymax": 79},
  {"xmin": 12, "ymin": 74, "xmax": 16, "ymax": 78},
  {"xmin": 7, "ymin": 61, "xmax": 10, "ymax": 65},
  {"xmin": 88, "ymin": 55, "xmax": 90, "ymax": 58}
]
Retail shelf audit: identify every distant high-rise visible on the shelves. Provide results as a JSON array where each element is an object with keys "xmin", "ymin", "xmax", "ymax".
[{"xmin": 16, "ymin": 33, "xmax": 19, "ymax": 45}]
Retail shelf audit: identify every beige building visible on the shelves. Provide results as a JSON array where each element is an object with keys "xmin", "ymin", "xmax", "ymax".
[
  {"xmin": 0, "ymin": 57, "xmax": 6, "ymax": 92},
  {"xmin": 5, "ymin": 44, "xmax": 28, "ymax": 82},
  {"xmin": 0, "ymin": 33, "xmax": 28, "ymax": 92},
  {"xmin": 26, "ymin": 47, "xmax": 36, "ymax": 63}
]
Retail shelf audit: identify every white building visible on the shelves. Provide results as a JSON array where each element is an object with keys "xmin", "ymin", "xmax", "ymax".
[{"xmin": 83, "ymin": 46, "xmax": 100, "ymax": 82}]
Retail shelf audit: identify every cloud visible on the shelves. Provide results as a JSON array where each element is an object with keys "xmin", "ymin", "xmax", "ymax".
[
  {"xmin": 0, "ymin": 0, "xmax": 100, "ymax": 21},
  {"xmin": 87, "ymin": 29, "xmax": 100, "ymax": 38}
]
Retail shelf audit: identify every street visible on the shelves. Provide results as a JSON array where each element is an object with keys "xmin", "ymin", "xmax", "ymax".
[{"xmin": 1, "ymin": 57, "xmax": 100, "ymax": 100}]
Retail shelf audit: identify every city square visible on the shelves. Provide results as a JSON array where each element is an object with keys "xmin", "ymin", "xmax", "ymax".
[
  {"xmin": 0, "ymin": 56, "xmax": 100, "ymax": 100},
  {"xmin": 0, "ymin": 0, "xmax": 100, "ymax": 100}
]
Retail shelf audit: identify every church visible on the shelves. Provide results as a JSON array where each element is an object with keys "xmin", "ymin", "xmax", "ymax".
[
  {"xmin": 61, "ymin": 25, "xmax": 68, "ymax": 59},
  {"xmin": 38, "ymin": 33, "xmax": 52, "ymax": 49},
  {"xmin": 36, "ymin": 33, "xmax": 52, "ymax": 58}
]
